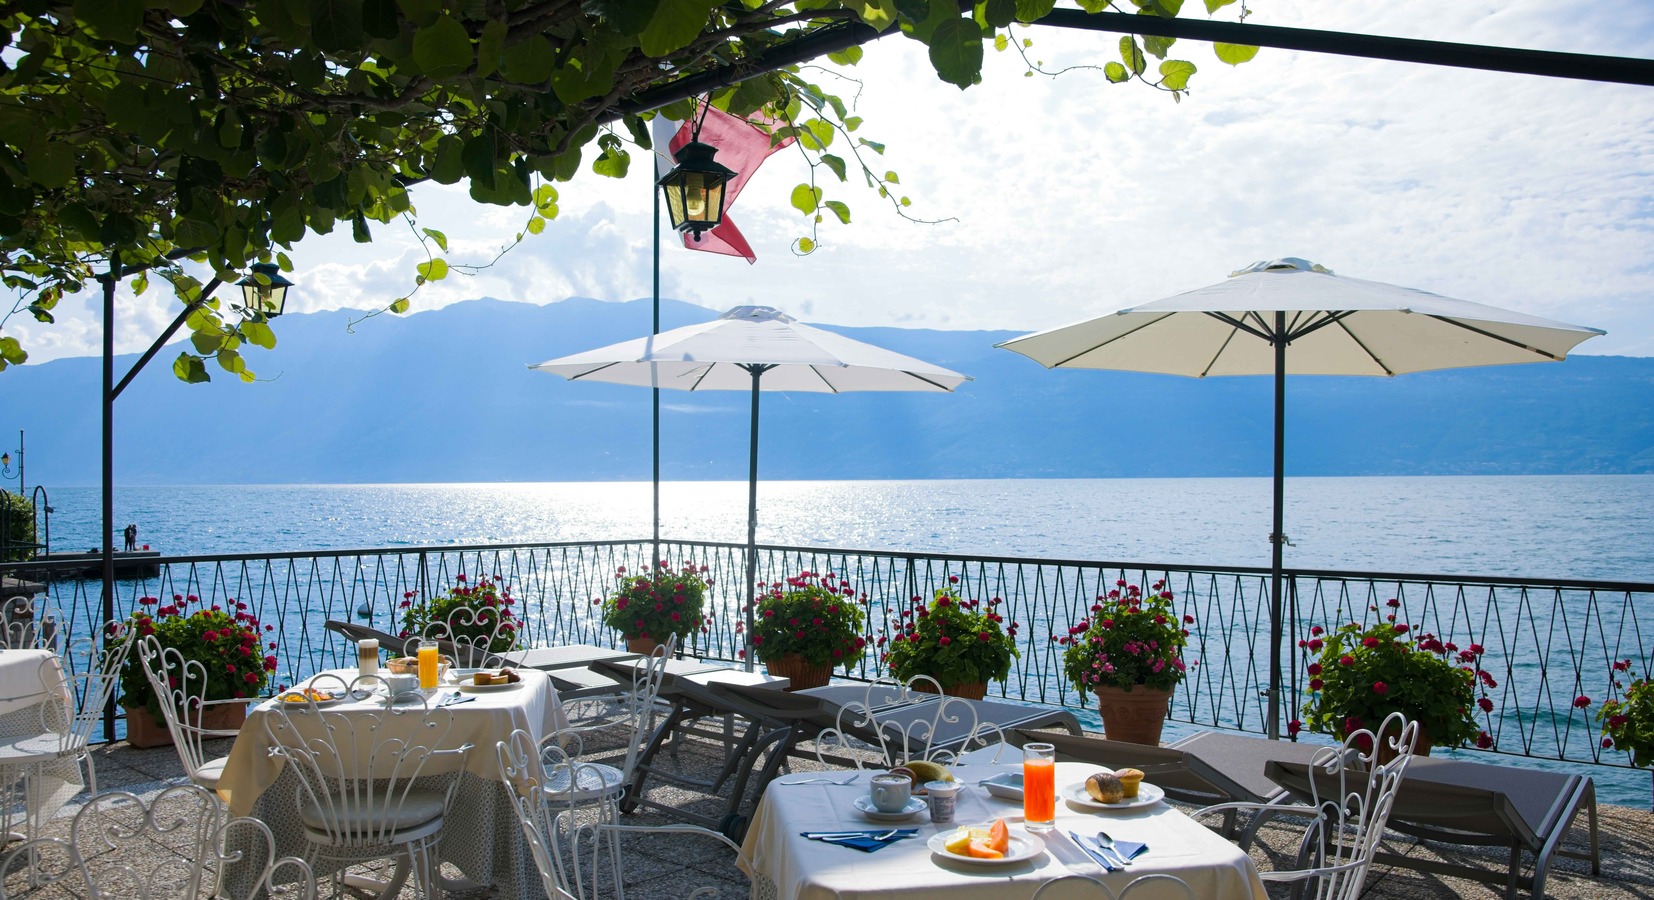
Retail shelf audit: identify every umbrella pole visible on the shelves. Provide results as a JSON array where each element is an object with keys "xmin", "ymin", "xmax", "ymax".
[
  {"xmin": 1267, "ymin": 311, "xmax": 1287, "ymax": 741},
  {"xmin": 743, "ymin": 364, "xmax": 769, "ymax": 672},
  {"xmin": 651, "ymin": 176, "xmax": 662, "ymax": 570}
]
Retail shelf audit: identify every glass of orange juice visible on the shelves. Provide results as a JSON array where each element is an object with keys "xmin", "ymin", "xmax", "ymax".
[
  {"xmin": 1023, "ymin": 742, "xmax": 1056, "ymax": 832},
  {"xmin": 416, "ymin": 640, "xmax": 441, "ymax": 690}
]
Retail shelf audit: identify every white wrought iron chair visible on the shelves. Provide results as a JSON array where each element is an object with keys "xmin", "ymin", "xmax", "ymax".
[
  {"xmin": 1192, "ymin": 712, "xmax": 1420, "ymax": 900},
  {"xmin": 814, "ymin": 675, "xmax": 1007, "ymax": 769},
  {"xmin": 133, "ymin": 633, "xmax": 246, "ymax": 790},
  {"xmin": 0, "ymin": 617, "xmax": 130, "ymax": 844},
  {"xmin": 555, "ymin": 633, "xmax": 676, "ymax": 763},
  {"xmin": 1030, "ymin": 872, "xmax": 1196, "ymax": 899},
  {"xmin": 262, "ymin": 681, "xmax": 473, "ymax": 899},
  {"xmin": 419, "ymin": 598, "xmax": 520, "ymax": 668},
  {"xmin": 499, "ymin": 729, "xmax": 744, "ymax": 900},
  {"xmin": 0, "ymin": 784, "xmax": 317, "ymax": 899},
  {"xmin": 0, "ymin": 596, "xmax": 58, "ymax": 651}
]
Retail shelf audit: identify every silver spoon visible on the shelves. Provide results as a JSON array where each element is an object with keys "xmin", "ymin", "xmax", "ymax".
[{"xmin": 1095, "ymin": 831, "xmax": 1132, "ymax": 866}]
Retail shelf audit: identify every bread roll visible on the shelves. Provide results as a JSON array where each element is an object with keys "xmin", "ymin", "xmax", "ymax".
[
  {"xmin": 1085, "ymin": 772, "xmax": 1124, "ymax": 804},
  {"xmin": 1115, "ymin": 768, "xmax": 1145, "ymax": 799}
]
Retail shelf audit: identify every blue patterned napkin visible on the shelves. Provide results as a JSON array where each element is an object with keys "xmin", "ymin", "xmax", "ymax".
[
  {"xmin": 801, "ymin": 829, "xmax": 920, "ymax": 852},
  {"xmin": 1068, "ymin": 831, "xmax": 1148, "ymax": 871}
]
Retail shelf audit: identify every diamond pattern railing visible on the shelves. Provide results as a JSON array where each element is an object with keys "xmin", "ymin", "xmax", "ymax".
[{"xmin": 4, "ymin": 540, "xmax": 1649, "ymax": 775}]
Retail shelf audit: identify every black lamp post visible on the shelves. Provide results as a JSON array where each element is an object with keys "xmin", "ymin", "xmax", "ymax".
[
  {"xmin": 0, "ymin": 430, "xmax": 19, "ymax": 492},
  {"xmin": 657, "ymin": 140, "xmax": 736, "ymax": 240},
  {"xmin": 237, "ymin": 262, "xmax": 294, "ymax": 318}
]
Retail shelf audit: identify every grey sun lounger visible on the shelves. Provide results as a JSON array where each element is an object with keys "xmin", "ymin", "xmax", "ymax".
[{"xmin": 1178, "ymin": 730, "xmax": 1601, "ymax": 899}]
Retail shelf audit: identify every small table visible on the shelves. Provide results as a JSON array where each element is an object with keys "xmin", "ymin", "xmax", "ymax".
[
  {"xmin": 0, "ymin": 650, "xmax": 78, "ymax": 842},
  {"xmin": 217, "ymin": 668, "xmax": 566, "ymax": 899},
  {"xmin": 739, "ymin": 761, "xmax": 1267, "ymax": 900}
]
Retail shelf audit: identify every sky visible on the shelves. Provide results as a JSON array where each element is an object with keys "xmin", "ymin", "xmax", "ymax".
[{"xmin": 6, "ymin": 0, "xmax": 1654, "ymax": 365}]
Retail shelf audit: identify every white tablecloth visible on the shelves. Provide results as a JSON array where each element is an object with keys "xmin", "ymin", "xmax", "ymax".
[
  {"xmin": 0, "ymin": 649, "xmax": 81, "ymax": 837},
  {"xmin": 738, "ymin": 761, "xmax": 1266, "ymax": 900},
  {"xmin": 218, "ymin": 668, "xmax": 567, "ymax": 898}
]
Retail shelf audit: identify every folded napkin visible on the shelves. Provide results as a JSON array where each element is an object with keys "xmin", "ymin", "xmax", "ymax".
[
  {"xmin": 1068, "ymin": 831, "xmax": 1148, "ymax": 872},
  {"xmin": 800, "ymin": 829, "xmax": 920, "ymax": 853}
]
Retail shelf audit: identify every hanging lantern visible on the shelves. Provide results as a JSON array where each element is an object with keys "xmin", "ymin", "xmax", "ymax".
[
  {"xmin": 657, "ymin": 140, "xmax": 736, "ymax": 240},
  {"xmin": 238, "ymin": 262, "xmax": 295, "ymax": 318}
]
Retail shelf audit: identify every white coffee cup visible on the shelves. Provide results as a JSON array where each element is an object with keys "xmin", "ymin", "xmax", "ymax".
[
  {"xmin": 381, "ymin": 673, "xmax": 420, "ymax": 697},
  {"xmin": 869, "ymin": 773, "xmax": 913, "ymax": 813}
]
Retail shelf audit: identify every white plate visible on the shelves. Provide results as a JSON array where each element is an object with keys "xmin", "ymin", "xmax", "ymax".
[
  {"xmin": 448, "ymin": 668, "xmax": 487, "ymax": 683},
  {"xmin": 458, "ymin": 680, "xmax": 525, "ymax": 694},
  {"xmin": 928, "ymin": 828, "xmax": 1044, "ymax": 866},
  {"xmin": 980, "ymin": 772, "xmax": 1024, "ymax": 801},
  {"xmin": 275, "ymin": 692, "xmax": 345, "ymax": 709},
  {"xmin": 1062, "ymin": 781, "xmax": 1165, "ymax": 811},
  {"xmin": 852, "ymin": 795, "xmax": 928, "ymax": 822}
]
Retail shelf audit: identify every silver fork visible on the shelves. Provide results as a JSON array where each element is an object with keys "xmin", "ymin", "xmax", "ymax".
[
  {"xmin": 777, "ymin": 774, "xmax": 858, "ymax": 785},
  {"xmin": 821, "ymin": 828, "xmax": 899, "ymax": 843}
]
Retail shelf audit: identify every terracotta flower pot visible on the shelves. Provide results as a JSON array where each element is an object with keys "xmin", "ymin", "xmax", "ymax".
[
  {"xmin": 123, "ymin": 701, "xmax": 248, "ymax": 749},
  {"xmin": 1093, "ymin": 684, "xmax": 1173, "ymax": 745},
  {"xmin": 911, "ymin": 679, "xmax": 988, "ymax": 700},
  {"xmin": 763, "ymin": 654, "xmax": 833, "ymax": 691},
  {"xmin": 1374, "ymin": 727, "xmax": 1433, "ymax": 766},
  {"xmin": 626, "ymin": 636, "xmax": 661, "ymax": 656}
]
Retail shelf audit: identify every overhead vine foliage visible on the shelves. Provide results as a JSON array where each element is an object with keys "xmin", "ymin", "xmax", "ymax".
[{"xmin": 0, "ymin": 0, "xmax": 1254, "ymax": 381}]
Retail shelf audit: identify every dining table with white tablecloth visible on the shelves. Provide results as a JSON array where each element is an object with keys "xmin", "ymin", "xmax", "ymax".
[
  {"xmin": 0, "ymin": 649, "xmax": 80, "ymax": 839},
  {"xmin": 739, "ymin": 761, "xmax": 1267, "ymax": 900},
  {"xmin": 216, "ymin": 668, "xmax": 567, "ymax": 899}
]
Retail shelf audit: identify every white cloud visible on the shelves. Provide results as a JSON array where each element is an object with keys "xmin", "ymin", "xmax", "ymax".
[{"xmin": 5, "ymin": 0, "xmax": 1653, "ymax": 362}]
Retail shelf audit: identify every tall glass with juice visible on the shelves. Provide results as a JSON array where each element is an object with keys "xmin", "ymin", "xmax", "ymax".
[
  {"xmin": 1023, "ymin": 742, "xmax": 1056, "ymax": 832},
  {"xmin": 416, "ymin": 639, "xmax": 440, "ymax": 690}
]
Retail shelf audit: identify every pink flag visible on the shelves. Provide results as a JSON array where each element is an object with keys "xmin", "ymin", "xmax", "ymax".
[{"xmin": 652, "ymin": 105, "xmax": 795, "ymax": 264}]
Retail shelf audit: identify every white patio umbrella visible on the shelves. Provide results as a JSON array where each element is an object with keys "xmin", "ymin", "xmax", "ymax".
[
  {"xmin": 532, "ymin": 305, "xmax": 970, "ymax": 665},
  {"xmin": 996, "ymin": 258, "xmax": 1604, "ymax": 738}
]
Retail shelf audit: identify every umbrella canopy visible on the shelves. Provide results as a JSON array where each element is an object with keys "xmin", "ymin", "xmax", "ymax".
[
  {"xmin": 996, "ymin": 257, "xmax": 1603, "ymax": 738},
  {"xmin": 533, "ymin": 305, "xmax": 970, "ymax": 665}
]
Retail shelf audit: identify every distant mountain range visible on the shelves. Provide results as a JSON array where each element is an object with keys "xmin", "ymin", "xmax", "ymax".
[{"xmin": 2, "ymin": 296, "xmax": 1651, "ymax": 484}]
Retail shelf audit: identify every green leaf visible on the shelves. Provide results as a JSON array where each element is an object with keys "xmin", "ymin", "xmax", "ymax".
[
  {"xmin": 588, "ymin": 0, "xmax": 658, "ymax": 35},
  {"xmin": 1143, "ymin": 34, "xmax": 1175, "ymax": 59},
  {"xmin": 412, "ymin": 16, "xmax": 473, "ymax": 78},
  {"xmin": 216, "ymin": 349, "xmax": 246, "ymax": 374},
  {"xmin": 526, "ymin": 216, "xmax": 545, "ymax": 235},
  {"xmin": 858, "ymin": 138, "xmax": 885, "ymax": 155},
  {"xmin": 475, "ymin": 18, "xmax": 506, "ymax": 77},
  {"xmin": 309, "ymin": 0, "xmax": 365, "ymax": 53},
  {"xmin": 431, "ymin": 136, "xmax": 464, "ymax": 185},
  {"xmin": 639, "ymin": 0, "xmax": 719, "ymax": 57},
  {"xmin": 928, "ymin": 17, "xmax": 984, "ymax": 90},
  {"xmin": 461, "ymin": 131, "xmax": 498, "ymax": 189},
  {"xmin": 820, "ymin": 154, "xmax": 847, "ymax": 182},
  {"xmin": 172, "ymin": 352, "xmax": 210, "ymax": 384},
  {"xmin": 1014, "ymin": 0, "xmax": 1056, "ymax": 22},
  {"xmin": 241, "ymin": 320, "xmax": 277, "ymax": 350},
  {"xmin": 416, "ymin": 258, "xmax": 448, "ymax": 281},
  {"xmin": 840, "ymin": 0, "xmax": 897, "ymax": 30},
  {"xmin": 26, "ymin": 135, "xmax": 73, "ymax": 189},
  {"xmin": 827, "ymin": 46, "xmax": 863, "ymax": 65},
  {"xmin": 797, "ymin": 236, "xmax": 816, "ymax": 253},
  {"xmin": 501, "ymin": 34, "xmax": 554, "ymax": 84},
  {"xmin": 1104, "ymin": 61, "xmax": 1130, "ymax": 83},
  {"xmin": 73, "ymin": 0, "xmax": 143, "ymax": 43},
  {"xmin": 789, "ymin": 183, "xmax": 821, "ymax": 215},
  {"xmin": 0, "ymin": 336, "xmax": 26, "ymax": 366},
  {"xmin": 591, "ymin": 135, "xmax": 630, "ymax": 178},
  {"xmin": 1204, "ymin": 0, "xmax": 1236, "ymax": 9},
  {"xmin": 993, "ymin": 33, "xmax": 1008, "ymax": 51},
  {"xmin": 362, "ymin": 0, "xmax": 398, "ymax": 39},
  {"xmin": 420, "ymin": 227, "xmax": 449, "ymax": 252},
  {"xmin": 389, "ymin": 298, "xmax": 410, "ymax": 314},
  {"xmin": 533, "ymin": 184, "xmax": 558, "ymax": 213},
  {"xmin": 189, "ymin": 330, "xmax": 223, "ymax": 354},
  {"xmin": 884, "ymin": 170, "xmax": 899, "ymax": 184},
  {"xmin": 823, "ymin": 200, "xmax": 851, "ymax": 224},
  {"xmin": 394, "ymin": 0, "xmax": 438, "ymax": 27},
  {"xmin": 805, "ymin": 119, "xmax": 835, "ymax": 149},
  {"xmin": 1120, "ymin": 36, "xmax": 1147, "ymax": 75},
  {"xmin": 980, "ymin": 0, "xmax": 1016, "ymax": 28},
  {"xmin": 1214, "ymin": 42, "xmax": 1259, "ymax": 65},
  {"xmin": 1158, "ymin": 59, "xmax": 1196, "ymax": 90}
]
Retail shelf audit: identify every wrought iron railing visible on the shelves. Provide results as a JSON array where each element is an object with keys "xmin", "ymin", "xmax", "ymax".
[{"xmin": 3, "ymin": 539, "xmax": 1650, "ymax": 778}]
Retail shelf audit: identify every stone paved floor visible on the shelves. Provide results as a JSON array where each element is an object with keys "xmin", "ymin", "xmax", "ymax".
[{"xmin": 2, "ymin": 728, "xmax": 1648, "ymax": 899}]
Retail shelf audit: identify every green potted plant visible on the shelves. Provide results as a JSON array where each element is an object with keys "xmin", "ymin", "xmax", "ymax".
[
  {"xmin": 399, "ymin": 573, "xmax": 521, "ymax": 654},
  {"xmin": 114, "ymin": 593, "xmax": 276, "ymax": 748},
  {"xmin": 1057, "ymin": 579, "xmax": 1191, "ymax": 744},
  {"xmin": 598, "ymin": 562, "xmax": 711, "ymax": 655},
  {"xmin": 750, "ymin": 571, "xmax": 867, "ymax": 690},
  {"xmin": 1597, "ymin": 659, "xmax": 1652, "ymax": 769},
  {"xmin": 883, "ymin": 577, "xmax": 1018, "ymax": 700},
  {"xmin": 1293, "ymin": 605, "xmax": 1495, "ymax": 758}
]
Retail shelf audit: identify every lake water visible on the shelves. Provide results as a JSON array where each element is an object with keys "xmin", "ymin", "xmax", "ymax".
[
  {"xmin": 35, "ymin": 475, "xmax": 1654, "ymax": 582},
  {"xmin": 25, "ymin": 475, "xmax": 1654, "ymax": 806}
]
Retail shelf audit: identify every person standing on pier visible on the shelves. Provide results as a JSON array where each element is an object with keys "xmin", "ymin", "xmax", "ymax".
[{"xmin": 123, "ymin": 523, "xmax": 136, "ymax": 552}]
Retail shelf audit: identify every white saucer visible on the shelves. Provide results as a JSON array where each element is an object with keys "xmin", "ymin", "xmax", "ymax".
[
  {"xmin": 458, "ymin": 680, "xmax": 525, "ymax": 694},
  {"xmin": 853, "ymin": 795, "xmax": 928, "ymax": 821},
  {"xmin": 1062, "ymin": 781, "xmax": 1166, "ymax": 811}
]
